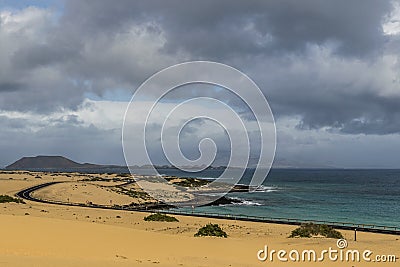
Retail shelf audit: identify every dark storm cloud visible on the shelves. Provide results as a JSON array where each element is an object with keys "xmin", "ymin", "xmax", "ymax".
[
  {"xmin": 163, "ymin": 0, "xmax": 392, "ymax": 58},
  {"xmin": 11, "ymin": 43, "xmax": 76, "ymax": 70},
  {"xmin": 295, "ymin": 93, "xmax": 400, "ymax": 135},
  {"xmin": 251, "ymin": 46, "xmax": 400, "ymax": 135},
  {"xmin": 252, "ymin": 0, "xmax": 392, "ymax": 56},
  {"xmin": 60, "ymin": 0, "xmax": 399, "ymax": 136},
  {"xmin": 0, "ymin": 82, "xmax": 23, "ymax": 92},
  {"xmin": 63, "ymin": 0, "xmax": 392, "ymax": 58},
  {"xmin": 0, "ymin": 0, "xmax": 399, "ymax": 136}
]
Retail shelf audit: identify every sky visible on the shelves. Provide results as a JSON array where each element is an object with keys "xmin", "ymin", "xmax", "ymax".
[{"xmin": 1, "ymin": 0, "xmax": 400, "ymax": 168}]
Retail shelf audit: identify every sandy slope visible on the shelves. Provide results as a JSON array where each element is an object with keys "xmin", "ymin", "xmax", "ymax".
[
  {"xmin": 31, "ymin": 182, "xmax": 135, "ymax": 206},
  {"xmin": 0, "ymin": 171, "xmax": 398, "ymax": 266}
]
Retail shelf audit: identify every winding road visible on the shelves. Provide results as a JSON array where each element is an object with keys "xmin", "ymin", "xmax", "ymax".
[
  {"xmin": 15, "ymin": 181, "xmax": 170, "ymax": 211},
  {"xmin": 15, "ymin": 182, "xmax": 400, "ymax": 235},
  {"xmin": 16, "ymin": 182, "xmax": 62, "ymax": 202}
]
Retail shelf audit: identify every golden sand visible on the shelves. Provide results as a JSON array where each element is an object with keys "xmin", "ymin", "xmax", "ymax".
[
  {"xmin": 31, "ymin": 181, "xmax": 135, "ymax": 206},
  {"xmin": 0, "ymin": 171, "xmax": 398, "ymax": 266}
]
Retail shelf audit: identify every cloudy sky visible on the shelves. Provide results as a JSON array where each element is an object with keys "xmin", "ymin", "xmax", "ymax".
[{"xmin": 1, "ymin": 0, "xmax": 400, "ymax": 168}]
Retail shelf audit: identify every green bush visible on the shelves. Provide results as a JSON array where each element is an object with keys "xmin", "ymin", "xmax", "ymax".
[
  {"xmin": 0, "ymin": 195, "xmax": 25, "ymax": 204},
  {"xmin": 116, "ymin": 173, "xmax": 131, "ymax": 177},
  {"xmin": 173, "ymin": 178, "xmax": 209, "ymax": 187},
  {"xmin": 194, "ymin": 223, "xmax": 227, "ymax": 238},
  {"xmin": 144, "ymin": 213, "xmax": 179, "ymax": 222},
  {"xmin": 289, "ymin": 223, "xmax": 343, "ymax": 239}
]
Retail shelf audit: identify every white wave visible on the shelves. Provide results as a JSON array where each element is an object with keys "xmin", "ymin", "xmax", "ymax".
[
  {"xmin": 227, "ymin": 197, "xmax": 263, "ymax": 206},
  {"xmin": 253, "ymin": 185, "xmax": 279, "ymax": 192}
]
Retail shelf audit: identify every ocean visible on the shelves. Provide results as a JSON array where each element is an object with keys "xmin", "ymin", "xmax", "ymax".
[{"xmin": 141, "ymin": 168, "xmax": 400, "ymax": 228}]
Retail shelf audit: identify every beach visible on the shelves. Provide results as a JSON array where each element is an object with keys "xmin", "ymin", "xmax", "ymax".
[{"xmin": 0, "ymin": 171, "xmax": 398, "ymax": 266}]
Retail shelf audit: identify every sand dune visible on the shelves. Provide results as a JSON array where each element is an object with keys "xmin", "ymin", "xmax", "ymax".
[
  {"xmin": 31, "ymin": 182, "xmax": 135, "ymax": 206},
  {"xmin": 0, "ymin": 171, "xmax": 398, "ymax": 266}
]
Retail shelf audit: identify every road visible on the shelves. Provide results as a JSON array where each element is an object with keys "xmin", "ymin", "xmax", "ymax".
[
  {"xmin": 15, "ymin": 181, "xmax": 171, "ymax": 211},
  {"xmin": 15, "ymin": 182, "xmax": 400, "ymax": 236},
  {"xmin": 16, "ymin": 181, "xmax": 63, "ymax": 203}
]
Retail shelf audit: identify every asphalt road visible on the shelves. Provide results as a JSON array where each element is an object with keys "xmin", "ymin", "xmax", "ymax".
[
  {"xmin": 14, "ymin": 182, "xmax": 400, "ymax": 235},
  {"xmin": 16, "ymin": 181, "xmax": 62, "ymax": 202},
  {"xmin": 15, "ymin": 181, "xmax": 171, "ymax": 211}
]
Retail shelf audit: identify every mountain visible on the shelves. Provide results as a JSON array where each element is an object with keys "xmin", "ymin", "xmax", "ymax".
[
  {"xmin": 5, "ymin": 156, "xmax": 100, "ymax": 170},
  {"xmin": 5, "ymin": 155, "xmax": 337, "ymax": 171}
]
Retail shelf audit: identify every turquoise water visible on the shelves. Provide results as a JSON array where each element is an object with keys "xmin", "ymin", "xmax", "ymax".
[{"xmin": 152, "ymin": 168, "xmax": 400, "ymax": 228}]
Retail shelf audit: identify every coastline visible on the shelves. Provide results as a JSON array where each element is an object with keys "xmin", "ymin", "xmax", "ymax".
[
  {"xmin": 15, "ymin": 180, "xmax": 400, "ymax": 235},
  {"xmin": 0, "ymin": 170, "xmax": 399, "ymax": 266}
]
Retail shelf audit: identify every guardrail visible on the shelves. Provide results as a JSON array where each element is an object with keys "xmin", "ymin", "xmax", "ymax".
[{"xmin": 151, "ymin": 209, "xmax": 400, "ymax": 235}]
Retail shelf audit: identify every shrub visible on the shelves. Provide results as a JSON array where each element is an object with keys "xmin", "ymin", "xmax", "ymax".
[
  {"xmin": 194, "ymin": 223, "xmax": 227, "ymax": 238},
  {"xmin": 116, "ymin": 173, "xmax": 131, "ymax": 177},
  {"xmin": 289, "ymin": 223, "xmax": 343, "ymax": 239},
  {"xmin": 0, "ymin": 195, "xmax": 25, "ymax": 204},
  {"xmin": 144, "ymin": 213, "xmax": 179, "ymax": 222},
  {"xmin": 173, "ymin": 178, "xmax": 209, "ymax": 187}
]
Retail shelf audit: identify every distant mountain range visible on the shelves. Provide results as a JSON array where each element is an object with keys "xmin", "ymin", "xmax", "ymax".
[
  {"xmin": 4, "ymin": 156, "xmax": 227, "ymax": 170},
  {"xmin": 5, "ymin": 156, "xmax": 102, "ymax": 170},
  {"xmin": 5, "ymin": 155, "xmax": 337, "ymax": 170}
]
